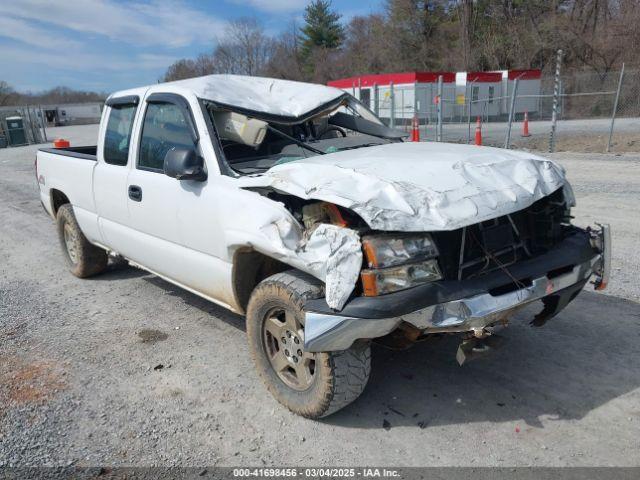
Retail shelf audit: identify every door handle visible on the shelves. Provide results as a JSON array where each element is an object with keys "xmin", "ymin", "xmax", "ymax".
[{"xmin": 128, "ymin": 185, "xmax": 142, "ymax": 202}]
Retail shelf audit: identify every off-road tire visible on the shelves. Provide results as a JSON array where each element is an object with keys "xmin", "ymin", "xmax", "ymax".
[
  {"xmin": 56, "ymin": 204, "xmax": 108, "ymax": 278},
  {"xmin": 246, "ymin": 270, "xmax": 371, "ymax": 418}
]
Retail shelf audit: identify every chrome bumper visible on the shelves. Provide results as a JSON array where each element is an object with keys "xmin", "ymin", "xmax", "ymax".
[{"xmin": 304, "ymin": 224, "xmax": 610, "ymax": 353}]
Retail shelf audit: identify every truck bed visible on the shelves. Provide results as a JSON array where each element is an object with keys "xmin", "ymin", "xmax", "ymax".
[{"xmin": 38, "ymin": 145, "xmax": 97, "ymax": 161}]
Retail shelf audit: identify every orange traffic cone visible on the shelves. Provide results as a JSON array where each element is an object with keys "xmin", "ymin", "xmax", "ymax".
[
  {"xmin": 411, "ymin": 115, "xmax": 420, "ymax": 142},
  {"xmin": 521, "ymin": 111, "xmax": 531, "ymax": 137},
  {"xmin": 474, "ymin": 116, "xmax": 482, "ymax": 146},
  {"xmin": 53, "ymin": 138, "xmax": 70, "ymax": 148}
]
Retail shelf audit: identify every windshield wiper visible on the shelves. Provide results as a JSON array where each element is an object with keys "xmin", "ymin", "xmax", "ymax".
[
  {"xmin": 337, "ymin": 143, "xmax": 380, "ymax": 151},
  {"xmin": 266, "ymin": 125, "xmax": 325, "ymax": 155}
]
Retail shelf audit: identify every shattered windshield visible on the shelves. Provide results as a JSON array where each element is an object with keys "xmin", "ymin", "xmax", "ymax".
[{"xmin": 205, "ymin": 98, "xmax": 407, "ymax": 175}]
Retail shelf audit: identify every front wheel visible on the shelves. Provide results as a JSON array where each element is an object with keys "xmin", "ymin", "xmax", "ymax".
[{"xmin": 246, "ymin": 270, "xmax": 371, "ymax": 418}]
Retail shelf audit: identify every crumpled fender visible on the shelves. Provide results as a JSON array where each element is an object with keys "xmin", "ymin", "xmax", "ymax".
[{"xmin": 224, "ymin": 192, "xmax": 361, "ymax": 310}]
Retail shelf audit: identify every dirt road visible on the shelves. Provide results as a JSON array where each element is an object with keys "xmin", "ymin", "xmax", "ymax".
[{"xmin": 1, "ymin": 126, "xmax": 639, "ymax": 467}]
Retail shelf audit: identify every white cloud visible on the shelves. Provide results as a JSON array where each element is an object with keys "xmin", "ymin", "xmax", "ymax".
[
  {"xmin": 0, "ymin": 16, "xmax": 83, "ymax": 50},
  {"xmin": 1, "ymin": 44, "xmax": 177, "ymax": 73},
  {"xmin": 229, "ymin": 0, "xmax": 309, "ymax": 13},
  {"xmin": 3, "ymin": 0, "xmax": 226, "ymax": 48}
]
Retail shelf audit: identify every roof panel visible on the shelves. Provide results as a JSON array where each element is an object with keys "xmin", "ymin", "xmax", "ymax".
[{"xmin": 167, "ymin": 74, "xmax": 346, "ymax": 119}]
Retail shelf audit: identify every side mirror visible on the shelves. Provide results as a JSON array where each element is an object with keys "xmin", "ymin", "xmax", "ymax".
[{"xmin": 164, "ymin": 148, "xmax": 207, "ymax": 181}]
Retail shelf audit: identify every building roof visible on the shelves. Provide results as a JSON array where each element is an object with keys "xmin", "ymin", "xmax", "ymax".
[
  {"xmin": 328, "ymin": 72, "xmax": 456, "ymax": 88},
  {"xmin": 507, "ymin": 69, "xmax": 542, "ymax": 80},
  {"xmin": 466, "ymin": 72, "xmax": 502, "ymax": 83}
]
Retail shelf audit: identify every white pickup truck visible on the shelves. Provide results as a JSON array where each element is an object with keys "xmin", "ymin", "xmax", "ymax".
[{"xmin": 36, "ymin": 75, "xmax": 610, "ymax": 418}]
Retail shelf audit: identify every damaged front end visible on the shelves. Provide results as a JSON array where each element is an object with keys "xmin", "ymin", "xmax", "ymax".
[
  {"xmin": 301, "ymin": 217, "xmax": 611, "ymax": 361},
  {"xmin": 206, "ymin": 88, "xmax": 611, "ymax": 361}
]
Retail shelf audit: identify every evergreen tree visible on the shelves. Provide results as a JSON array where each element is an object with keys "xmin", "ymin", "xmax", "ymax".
[{"xmin": 299, "ymin": 0, "xmax": 344, "ymax": 61}]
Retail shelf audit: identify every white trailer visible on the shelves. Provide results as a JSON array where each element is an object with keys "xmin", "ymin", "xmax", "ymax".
[
  {"xmin": 328, "ymin": 72, "xmax": 457, "ymax": 124},
  {"xmin": 465, "ymin": 72, "xmax": 503, "ymax": 117},
  {"xmin": 42, "ymin": 102, "xmax": 103, "ymax": 126},
  {"xmin": 499, "ymin": 69, "xmax": 542, "ymax": 115}
]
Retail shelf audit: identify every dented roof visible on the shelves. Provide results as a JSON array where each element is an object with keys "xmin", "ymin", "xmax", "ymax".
[{"xmin": 167, "ymin": 74, "xmax": 347, "ymax": 120}]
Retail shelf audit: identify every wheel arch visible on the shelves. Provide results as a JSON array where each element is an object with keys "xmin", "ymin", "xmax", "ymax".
[
  {"xmin": 50, "ymin": 189, "xmax": 70, "ymax": 216},
  {"xmin": 231, "ymin": 248, "xmax": 300, "ymax": 314}
]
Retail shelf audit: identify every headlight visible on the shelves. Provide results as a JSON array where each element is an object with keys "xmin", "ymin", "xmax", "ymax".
[
  {"xmin": 360, "ymin": 234, "xmax": 442, "ymax": 296},
  {"xmin": 362, "ymin": 234, "xmax": 438, "ymax": 268},
  {"xmin": 361, "ymin": 260, "xmax": 442, "ymax": 296}
]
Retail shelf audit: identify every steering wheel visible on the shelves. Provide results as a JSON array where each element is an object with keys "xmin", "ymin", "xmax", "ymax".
[{"xmin": 319, "ymin": 126, "xmax": 347, "ymax": 139}]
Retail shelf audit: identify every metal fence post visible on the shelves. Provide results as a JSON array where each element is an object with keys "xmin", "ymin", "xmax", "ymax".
[
  {"xmin": 413, "ymin": 80, "xmax": 420, "ymax": 124},
  {"xmin": 390, "ymin": 81, "xmax": 395, "ymax": 128},
  {"xmin": 437, "ymin": 75, "xmax": 443, "ymax": 142},
  {"xmin": 24, "ymin": 107, "xmax": 37, "ymax": 144},
  {"xmin": 505, "ymin": 78, "xmax": 519, "ymax": 149},
  {"xmin": 401, "ymin": 88, "xmax": 405, "ymax": 129},
  {"xmin": 467, "ymin": 81, "xmax": 472, "ymax": 143},
  {"xmin": 39, "ymin": 105, "xmax": 48, "ymax": 142},
  {"xmin": 549, "ymin": 49, "xmax": 563, "ymax": 153},
  {"xmin": 607, "ymin": 63, "xmax": 625, "ymax": 153},
  {"xmin": 373, "ymin": 83, "xmax": 379, "ymax": 117}
]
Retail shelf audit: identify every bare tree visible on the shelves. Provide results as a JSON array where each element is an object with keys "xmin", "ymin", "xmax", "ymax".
[
  {"xmin": 264, "ymin": 22, "xmax": 305, "ymax": 80},
  {"xmin": 161, "ymin": 0, "xmax": 639, "ymax": 85},
  {"xmin": 0, "ymin": 81, "xmax": 16, "ymax": 106},
  {"xmin": 212, "ymin": 18, "xmax": 274, "ymax": 76}
]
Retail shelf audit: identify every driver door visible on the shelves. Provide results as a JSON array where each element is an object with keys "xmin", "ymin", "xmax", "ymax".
[{"xmin": 123, "ymin": 93, "xmax": 228, "ymax": 302}]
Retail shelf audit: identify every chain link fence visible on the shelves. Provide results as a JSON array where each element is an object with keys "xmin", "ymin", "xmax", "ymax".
[
  {"xmin": 0, "ymin": 106, "xmax": 47, "ymax": 147},
  {"xmin": 369, "ymin": 68, "xmax": 638, "ymax": 153}
]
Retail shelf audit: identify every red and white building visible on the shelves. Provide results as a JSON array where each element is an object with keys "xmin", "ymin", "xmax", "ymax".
[
  {"xmin": 329, "ymin": 69, "xmax": 542, "ymax": 120},
  {"xmin": 327, "ymin": 72, "xmax": 457, "ymax": 123}
]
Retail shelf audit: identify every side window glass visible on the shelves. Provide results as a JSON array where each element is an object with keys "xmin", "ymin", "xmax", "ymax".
[
  {"xmin": 138, "ymin": 102, "xmax": 196, "ymax": 172},
  {"xmin": 104, "ymin": 104, "xmax": 137, "ymax": 166}
]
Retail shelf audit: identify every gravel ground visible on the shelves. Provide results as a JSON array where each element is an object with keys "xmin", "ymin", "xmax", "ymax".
[{"xmin": 1, "ymin": 126, "xmax": 639, "ymax": 468}]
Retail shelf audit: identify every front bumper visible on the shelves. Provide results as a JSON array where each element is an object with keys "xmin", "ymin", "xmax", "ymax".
[{"xmin": 304, "ymin": 225, "xmax": 611, "ymax": 352}]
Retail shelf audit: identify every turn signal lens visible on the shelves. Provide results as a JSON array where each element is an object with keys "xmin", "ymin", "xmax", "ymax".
[{"xmin": 361, "ymin": 271, "xmax": 379, "ymax": 296}]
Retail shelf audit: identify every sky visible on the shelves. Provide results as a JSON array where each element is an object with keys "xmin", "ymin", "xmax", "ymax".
[{"xmin": 1, "ymin": 0, "xmax": 384, "ymax": 94}]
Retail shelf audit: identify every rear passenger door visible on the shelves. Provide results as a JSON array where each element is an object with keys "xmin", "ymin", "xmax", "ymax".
[{"xmin": 94, "ymin": 95, "xmax": 139, "ymax": 251}]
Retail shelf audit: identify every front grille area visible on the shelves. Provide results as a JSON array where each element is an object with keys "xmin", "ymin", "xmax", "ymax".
[{"xmin": 432, "ymin": 188, "xmax": 572, "ymax": 281}]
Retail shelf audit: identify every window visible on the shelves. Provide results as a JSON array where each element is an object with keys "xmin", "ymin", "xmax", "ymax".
[
  {"xmin": 488, "ymin": 86, "xmax": 495, "ymax": 104},
  {"xmin": 104, "ymin": 104, "xmax": 137, "ymax": 166},
  {"xmin": 360, "ymin": 88, "xmax": 371, "ymax": 108},
  {"xmin": 138, "ymin": 102, "xmax": 196, "ymax": 171},
  {"xmin": 471, "ymin": 86, "xmax": 479, "ymax": 103}
]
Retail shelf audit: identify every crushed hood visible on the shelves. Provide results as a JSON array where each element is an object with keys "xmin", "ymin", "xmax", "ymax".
[{"xmin": 238, "ymin": 142, "xmax": 567, "ymax": 231}]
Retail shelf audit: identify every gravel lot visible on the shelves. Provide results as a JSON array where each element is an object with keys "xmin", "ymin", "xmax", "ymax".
[{"xmin": 1, "ymin": 125, "xmax": 639, "ymax": 468}]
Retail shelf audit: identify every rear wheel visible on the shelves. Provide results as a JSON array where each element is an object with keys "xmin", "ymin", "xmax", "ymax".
[
  {"xmin": 56, "ymin": 204, "xmax": 108, "ymax": 278},
  {"xmin": 246, "ymin": 270, "xmax": 371, "ymax": 418}
]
